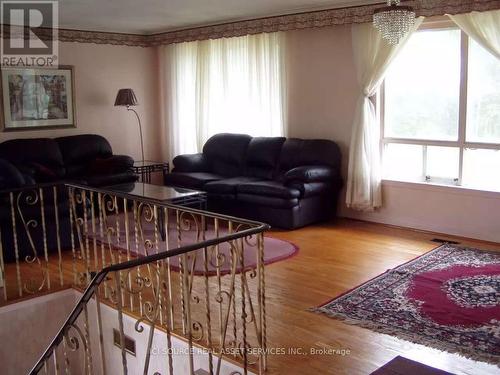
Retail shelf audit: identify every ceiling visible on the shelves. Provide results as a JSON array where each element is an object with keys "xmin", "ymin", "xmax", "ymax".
[{"xmin": 52, "ymin": 0, "xmax": 381, "ymax": 35}]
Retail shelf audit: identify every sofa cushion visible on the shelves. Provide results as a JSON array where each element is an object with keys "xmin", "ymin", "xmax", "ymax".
[
  {"xmin": 65, "ymin": 164, "xmax": 87, "ymax": 178},
  {"xmin": 204, "ymin": 177, "xmax": 260, "ymax": 195},
  {"xmin": 203, "ymin": 133, "xmax": 251, "ymax": 177},
  {"xmin": 237, "ymin": 193, "xmax": 299, "ymax": 209},
  {"xmin": 244, "ymin": 137, "xmax": 285, "ymax": 179},
  {"xmin": 164, "ymin": 172, "xmax": 224, "ymax": 189},
  {"xmin": 87, "ymin": 155, "xmax": 134, "ymax": 175},
  {"xmin": 76, "ymin": 172, "xmax": 138, "ymax": 187},
  {"xmin": 237, "ymin": 180, "xmax": 300, "ymax": 199},
  {"xmin": 28, "ymin": 162, "xmax": 59, "ymax": 182},
  {"xmin": 22, "ymin": 174, "xmax": 36, "ymax": 185},
  {"xmin": 0, "ymin": 158, "xmax": 25, "ymax": 188},
  {"xmin": 56, "ymin": 134, "xmax": 113, "ymax": 165},
  {"xmin": 0, "ymin": 138, "xmax": 65, "ymax": 177}
]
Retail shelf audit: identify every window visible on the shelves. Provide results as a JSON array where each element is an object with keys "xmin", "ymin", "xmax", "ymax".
[
  {"xmin": 167, "ymin": 32, "xmax": 286, "ymax": 157},
  {"xmin": 381, "ymin": 26, "xmax": 500, "ymax": 192}
]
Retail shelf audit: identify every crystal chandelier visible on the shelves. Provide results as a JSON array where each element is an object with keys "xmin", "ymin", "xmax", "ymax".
[{"xmin": 373, "ymin": 0, "xmax": 416, "ymax": 45}]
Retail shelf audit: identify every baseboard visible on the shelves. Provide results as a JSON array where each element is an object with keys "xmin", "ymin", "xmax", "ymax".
[{"xmin": 339, "ymin": 215, "xmax": 500, "ymax": 246}]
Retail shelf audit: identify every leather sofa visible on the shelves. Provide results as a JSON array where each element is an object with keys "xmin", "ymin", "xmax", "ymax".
[
  {"xmin": 0, "ymin": 134, "xmax": 137, "ymax": 189},
  {"xmin": 164, "ymin": 133, "xmax": 342, "ymax": 229},
  {"xmin": 0, "ymin": 134, "xmax": 137, "ymax": 262}
]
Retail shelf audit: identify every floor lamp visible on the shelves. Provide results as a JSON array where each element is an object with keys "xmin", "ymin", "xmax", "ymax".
[{"xmin": 114, "ymin": 88, "xmax": 145, "ymax": 162}]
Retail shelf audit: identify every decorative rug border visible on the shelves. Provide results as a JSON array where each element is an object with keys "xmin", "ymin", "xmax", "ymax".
[
  {"xmin": 310, "ymin": 306, "xmax": 500, "ymax": 365},
  {"xmin": 2, "ymin": 0, "xmax": 499, "ymax": 47},
  {"xmin": 310, "ymin": 244, "xmax": 500, "ymax": 366}
]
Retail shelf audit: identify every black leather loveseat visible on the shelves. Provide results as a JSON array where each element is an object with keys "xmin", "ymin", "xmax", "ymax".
[
  {"xmin": 164, "ymin": 133, "xmax": 342, "ymax": 229},
  {"xmin": 0, "ymin": 134, "xmax": 137, "ymax": 262}
]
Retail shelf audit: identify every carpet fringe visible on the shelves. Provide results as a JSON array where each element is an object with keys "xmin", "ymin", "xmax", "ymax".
[{"xmin": 309, "ymin": 307, "xmax": 500, "ymax": 367}]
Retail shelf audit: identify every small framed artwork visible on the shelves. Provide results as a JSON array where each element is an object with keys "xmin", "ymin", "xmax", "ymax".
[{"xmin": 1, "ymin": 66, "xmax": 76, "ymax": 131}]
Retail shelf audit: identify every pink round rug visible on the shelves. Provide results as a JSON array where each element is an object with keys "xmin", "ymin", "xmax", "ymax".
[
  {"xmin": 92, "ymin": 214, "xmax": 298, "ymax": 276},
  {"xmin": 167, "ymin": 236, "xmax": 299, "ymax": 276}
]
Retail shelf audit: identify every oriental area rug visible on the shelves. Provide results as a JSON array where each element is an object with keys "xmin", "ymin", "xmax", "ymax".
[{"xmin": 313, "ymin": 244, "xmax": 500, "ymax": 365}]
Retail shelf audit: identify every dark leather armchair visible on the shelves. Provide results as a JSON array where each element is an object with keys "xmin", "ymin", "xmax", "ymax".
[{"xmin": 165, "ymin": 133, "xmax": 342, "ymax": 229}]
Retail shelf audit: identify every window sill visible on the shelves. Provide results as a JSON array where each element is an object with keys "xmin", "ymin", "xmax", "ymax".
[{"xmin": 381, "ymin": 179, "xmax": 500, "ymax": 199}]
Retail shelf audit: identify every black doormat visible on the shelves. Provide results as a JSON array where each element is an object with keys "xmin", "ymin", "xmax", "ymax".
[{"xmin": 370, "ymin": 356, "xmax": 455, "ymax": 375}]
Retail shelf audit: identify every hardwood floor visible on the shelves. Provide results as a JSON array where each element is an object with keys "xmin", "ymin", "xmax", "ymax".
[
  {"xmin": 262, "ymin": 219, "xmax": 499, "ymax": 375},
  {"xmin": 2, "ymin": 218, "xmax": 499, "ymax": 374}
]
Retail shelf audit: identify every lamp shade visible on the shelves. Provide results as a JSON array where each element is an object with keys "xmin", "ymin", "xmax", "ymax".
[{"xmin": 114, "ymin": 88, "xmax": 138, "ymax": 106}]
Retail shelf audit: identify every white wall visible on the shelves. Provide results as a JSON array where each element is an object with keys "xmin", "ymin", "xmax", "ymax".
[
  {"xmin": 0, "ymin": 42, "xmax": 161, "ymax": 161},
  {"xmin": 83, "ymin": 295, "xmax": 251, "ymax": 375},
  {"xmin": 285, "ymin": 25, "xmax": 500, "ymax": 243},
  {"xmin": 0, "ymin": 289, "xmax": 78, "ymax": 375},
  {"xmin": 347, "ymin": 181, "xmax": 500, "ymax": 243},
  {"xmin": 0, "ymin": 289, "xmax": 250, "ymax": 374}
]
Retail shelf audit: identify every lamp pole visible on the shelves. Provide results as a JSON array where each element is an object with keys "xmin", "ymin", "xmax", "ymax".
[
  {"xmin": 127, "ymin": 105, "xmax": 145, "ymax": 162},
  {"xmin": 115, "ymin": 88, "xmax": 145, "ymax": 162}
]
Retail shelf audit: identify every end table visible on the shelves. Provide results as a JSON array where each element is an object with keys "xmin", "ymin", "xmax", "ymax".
[{"xmin": 133, "ymin": 160, "xmax": 169, "ymax": 184}]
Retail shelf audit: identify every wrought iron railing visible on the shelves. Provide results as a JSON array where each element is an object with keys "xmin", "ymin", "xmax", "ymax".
[
  {"xmin": 0, "ymin": 183, "xmax": 71, "ymax": 299},
  {"xmin": 0, "ymin": 183, "xmax": 269, "ymax": 374}
]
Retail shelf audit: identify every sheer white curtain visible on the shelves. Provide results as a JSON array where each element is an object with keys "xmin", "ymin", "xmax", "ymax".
[
  {"xmin": 449, "ymin": 10, "xmax": 500, "ymax": 59},
  {"xmin": 346, "ymin": 18, "xmax": 423, "ymax": 211},
  {"xmin": 162, "ymin": 32, "xmax": 286, "ymax": 160}
]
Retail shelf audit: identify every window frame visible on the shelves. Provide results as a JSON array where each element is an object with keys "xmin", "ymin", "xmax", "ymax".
[{"xmin": 380, "ymin": 19, "xmax": 500, "ymax": 190}]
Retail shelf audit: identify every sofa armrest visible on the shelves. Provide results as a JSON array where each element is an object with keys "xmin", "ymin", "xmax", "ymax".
[
  {"xmin": 110, "ymin": 155, "xmax": 134, "ymax": 170},
  {"xmin": 87, "ymin": 155, "xmax": 134, "ymax": 175},
  {"xmin": 173, "ymin": 153, "xmax": 210, "ymax": 173},
  {"xmin": 284, "ymin": 165, "xmax": 335, "ymax": 183}
]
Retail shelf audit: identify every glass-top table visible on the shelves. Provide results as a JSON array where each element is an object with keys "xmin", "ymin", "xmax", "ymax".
[
  {"xmin": 106, "ymin": 182, "xmax": 207, "ymax": 210},
  {"xmin": 105, "ymin": 182, "xmax": 208, "ymax": 240}
]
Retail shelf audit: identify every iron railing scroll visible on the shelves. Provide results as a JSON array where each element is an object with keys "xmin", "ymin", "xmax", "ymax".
[{"xmin": 0, "ymin": 183, "xmax": 268, "ymax": 375}]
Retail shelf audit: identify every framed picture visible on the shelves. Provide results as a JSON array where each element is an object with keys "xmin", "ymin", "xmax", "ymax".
[{"xmin": 1, "ymin": 66, "xmax": 76, "ymax": 131}]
